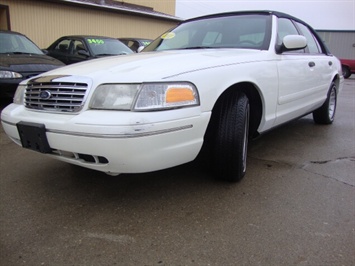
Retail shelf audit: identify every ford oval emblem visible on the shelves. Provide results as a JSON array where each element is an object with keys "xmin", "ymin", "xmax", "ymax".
[{"xmin": 39, "ymin": 90, "xmax": 51, "ymax": 100}]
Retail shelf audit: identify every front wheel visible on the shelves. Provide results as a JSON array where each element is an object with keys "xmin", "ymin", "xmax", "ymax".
[
  {"xmin": 313, "ymin": 82, "xmax": 337, "ymax": 124},
  {"xmin": 212, "ymin": 91, "xmax": 250, "ymax": 182}
]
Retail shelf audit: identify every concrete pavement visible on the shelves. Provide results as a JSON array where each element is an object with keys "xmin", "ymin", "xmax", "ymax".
[{"xmin": 0, "ymin": 79, "xmax": 354, "ymax": 265}]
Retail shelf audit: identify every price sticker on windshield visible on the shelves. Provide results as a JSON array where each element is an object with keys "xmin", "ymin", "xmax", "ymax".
[
  {"xmin": 87, "ymin": 39, "xmax": 105, "ymax": 44},
  {"xmin": 161, "ymin": 32, "xmax": 175, "ymax": 40}
]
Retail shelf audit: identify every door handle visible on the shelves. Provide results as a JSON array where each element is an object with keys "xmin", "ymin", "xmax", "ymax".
[{"xmin": 308, "ymin": 61, "xmax": 316, "ymax": 67}]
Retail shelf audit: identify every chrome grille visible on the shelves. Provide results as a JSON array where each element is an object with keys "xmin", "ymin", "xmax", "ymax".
[{"xmin": 25, "ymin": 82, "xmax": 88, "ymax": 112}]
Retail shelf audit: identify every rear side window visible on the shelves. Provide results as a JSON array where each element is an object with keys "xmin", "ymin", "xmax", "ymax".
[{"xmin": 295, "ymin": 22, "xmax": 322, "ymax": 54}]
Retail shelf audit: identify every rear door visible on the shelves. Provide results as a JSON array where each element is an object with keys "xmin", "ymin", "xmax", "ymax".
[{"xmin": 295, "ymin": 21, "xmax": 333, "ymax": 90}]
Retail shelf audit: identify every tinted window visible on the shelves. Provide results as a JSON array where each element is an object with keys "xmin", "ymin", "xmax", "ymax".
[
  {"xmin": 127, "ymin": 40, "xmax": 139, "ymax": 51},
  {"xmin": 54, "ymin": 39, "xmax": 71, "ymax": 54},
  {"xmin": 73, "ymin": 40, "xmax": 87, "ymax": 55},
  {"xmin": 295, "ymin": 22, "xmax": 321, "ymax": 54},
  {"xmin": 145, "ymin": 14, "xmax": 272, "ymax": 51}
]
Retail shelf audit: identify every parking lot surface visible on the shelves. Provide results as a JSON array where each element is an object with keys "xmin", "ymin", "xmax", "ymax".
[{"xmin": 1, "ymin": 79, "xmax": 354, "ymax": 265}]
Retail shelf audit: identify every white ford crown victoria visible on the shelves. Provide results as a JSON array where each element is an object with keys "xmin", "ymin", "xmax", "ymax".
[{"xmin": 1, "ymin": 11, "xmax": 343, "ymax": 182}]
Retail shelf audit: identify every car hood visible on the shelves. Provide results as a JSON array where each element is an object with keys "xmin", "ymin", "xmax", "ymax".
[
  {"xmin": 0, "ymin": 54, "xmax": 64, "ymax": 71},
  {"xmin": 38, "ymin": 49, "xmax": 269, "ymax": 82}
]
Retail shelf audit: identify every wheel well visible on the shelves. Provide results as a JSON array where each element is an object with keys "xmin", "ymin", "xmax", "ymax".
[
  {"xmin": 204, "ymin": 82, "xmax": 262, "ymax": 144},
  {"xmin": 332, "ymin": 75, "xmax": 341, "ymax": 92}
]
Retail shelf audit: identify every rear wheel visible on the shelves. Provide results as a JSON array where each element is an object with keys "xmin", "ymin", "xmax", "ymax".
[
  {"xmin": 342, "ymin": 66, "xmax": 351, "ymax": 79},
  {"xmin": 212, "ymin": 91, "xmax": 250, "ymax": 182},
  {"xmin": 313, "ymin": 82, "xmax": 337, "ymax": 124}
]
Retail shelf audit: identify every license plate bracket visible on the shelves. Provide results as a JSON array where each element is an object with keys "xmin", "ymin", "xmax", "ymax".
[{"xmin": 16, "ymin": 122, "xmax": 52, "ymax": 153}]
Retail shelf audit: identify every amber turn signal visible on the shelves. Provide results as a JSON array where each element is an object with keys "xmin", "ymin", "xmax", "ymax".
[{"xmin": 166, "ymin": 87, "xmax": 195, "ymax": 103}]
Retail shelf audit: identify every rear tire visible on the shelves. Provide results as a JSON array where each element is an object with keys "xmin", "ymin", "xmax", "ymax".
[
  {"xmin": 212, "ymin": 91, "xmax": 250, "ymax": 182},
  {"xmin": 313, "ymin": 82, "xmax": 337, "ymax": 124},
  {"xmin": 342, "ymin": 66, "xmax": 351, "ymax": 79}
]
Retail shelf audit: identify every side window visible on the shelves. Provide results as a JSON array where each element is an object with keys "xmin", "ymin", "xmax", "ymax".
[
  {"xmin": 295, "ymin": 22, "xmax": 321, "ymax": 54},
  {"xmin": 126, "ymin": 40, "xmax": 134, "ymax": 48},
  {"xmin": 54, "ymin": 39, "xmax": 70, "ymax": 54},
  {"xmin": 128, "ymin": 40, "xmax": 139, "ymax": 51},
  {"xmin": 277, "ymin": 18, "xmax": 304, "ymax": 53},
  {"xmin": 73, "ymin": 40, "xmax": 86, "ymax": 55},
  {"xmin": 277, "ymin": 18, "xmax": 299, "ymax": 45}
]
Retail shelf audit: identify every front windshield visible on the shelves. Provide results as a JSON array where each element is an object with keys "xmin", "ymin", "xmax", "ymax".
[
  {"xmin": 0, "ymin": 32, "xmax": 44, "ymax": 54},
  {"xmin": 144, "ymin": 14, "xmax": 272, "ymax": 52},
  {"xmin": 86, "ymin": 38, "xmax": 133, "ymax": 56}
]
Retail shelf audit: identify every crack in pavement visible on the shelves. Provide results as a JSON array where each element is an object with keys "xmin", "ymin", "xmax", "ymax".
[
  {"xmin": 301, "ymin": 157, "xmax": 355, "ymax": 187},
  {"xmin": 249, "ymin": 156, "xmax": 355, "ymax": 187}
]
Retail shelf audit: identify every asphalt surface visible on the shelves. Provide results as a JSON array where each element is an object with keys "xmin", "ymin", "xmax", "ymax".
[{"xmin": 1, "ymin": 78, "xmax": 354, "ymax": 266}]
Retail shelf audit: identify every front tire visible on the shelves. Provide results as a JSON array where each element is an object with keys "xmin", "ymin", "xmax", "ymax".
[
  {"xmin": 313, "ymin": 82, "xmax": 337, "ymax": 124},
  {"xmin": 212, "ymin": 91, "xmax": 250, "ymax": 182}
]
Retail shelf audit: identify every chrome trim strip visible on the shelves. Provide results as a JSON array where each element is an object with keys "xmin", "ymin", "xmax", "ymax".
[
  {"xmin": 1, "ymin": 120, "xmax": 193, "ymax": 139},
  {"xmin": 47, "ymin": 125, "xmax": 193, "ymax": 138}
]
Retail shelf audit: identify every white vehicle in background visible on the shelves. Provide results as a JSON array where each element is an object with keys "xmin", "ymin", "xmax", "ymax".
[{"xmin": 1, "ymin": 11, "xmax": 343, "ymax": 182}]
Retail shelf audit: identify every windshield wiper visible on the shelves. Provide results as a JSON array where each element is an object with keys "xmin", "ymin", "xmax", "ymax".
[
  {"xmin": 2, "ymin": 52, "xmax": 34, "ymax": 55},
  {"xmin": 179, "ymin": 46, "xmax": 216, "ymax": 50}
]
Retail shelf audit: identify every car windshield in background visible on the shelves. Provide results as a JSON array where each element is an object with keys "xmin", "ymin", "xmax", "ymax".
[
  {"xmin": 0, "ymin": 32, "xmax": 44, "ymax": 55},
  {"xmin": 141, "ymin": 40, "xmax": 152, "ymax": 46},
  {"xmin": 144, "ymin": 14, "xmax": 272, "ymax": 52},
  {"xmin": 86, "ymin": 38, "xmax": 133, "ymax": 56}
]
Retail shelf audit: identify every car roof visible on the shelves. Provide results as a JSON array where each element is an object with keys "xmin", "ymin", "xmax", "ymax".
[
  {"xmin": 185, "ymin": 10, "xmax": 308, "ymax": 26},
  {"xmin": 58, "ymin": 35, "xmax": 118, "ymax": 40},
  {"xmin": 0, "ymin": 30, "xmax": 26, "ymax": 36},
  {"xmin": 119, "ymin": 38, "xmax": 152, "ymax": 41}
]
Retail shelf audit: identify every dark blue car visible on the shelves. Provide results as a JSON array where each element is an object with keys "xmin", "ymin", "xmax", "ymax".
[{"xmin": 0, "ymin": 30, "xmax": 64, "ymax": 98}]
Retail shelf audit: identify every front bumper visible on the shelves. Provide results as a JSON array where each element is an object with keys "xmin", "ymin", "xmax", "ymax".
[{"xmin": 1, "ymin": 104, "xmax": 210, "ymax": 175}]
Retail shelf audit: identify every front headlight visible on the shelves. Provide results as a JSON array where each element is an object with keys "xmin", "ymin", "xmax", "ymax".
[
  {"xmin": 0, "ymin": 70, "xmax": 22, "ymax": 79},
  {"xmin": 13, "ymin": 84, "xmax": 26, "ymax": 104},
  {"xmin": 90, "ymin": 82, "xmax": 199, "ymax": 111},
  {"xmin": 90, "ymin": 84, "xmax": 140, "ymax": 110},
  {"xmin": 134, "ymin": 82, "xmax": 199, "ymax": 111}
]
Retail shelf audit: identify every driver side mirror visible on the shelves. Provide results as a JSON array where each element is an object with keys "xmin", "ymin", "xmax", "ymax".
[{"xmin": 276, "ymin": 35, "xmax": 307, "ymax": 54}]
